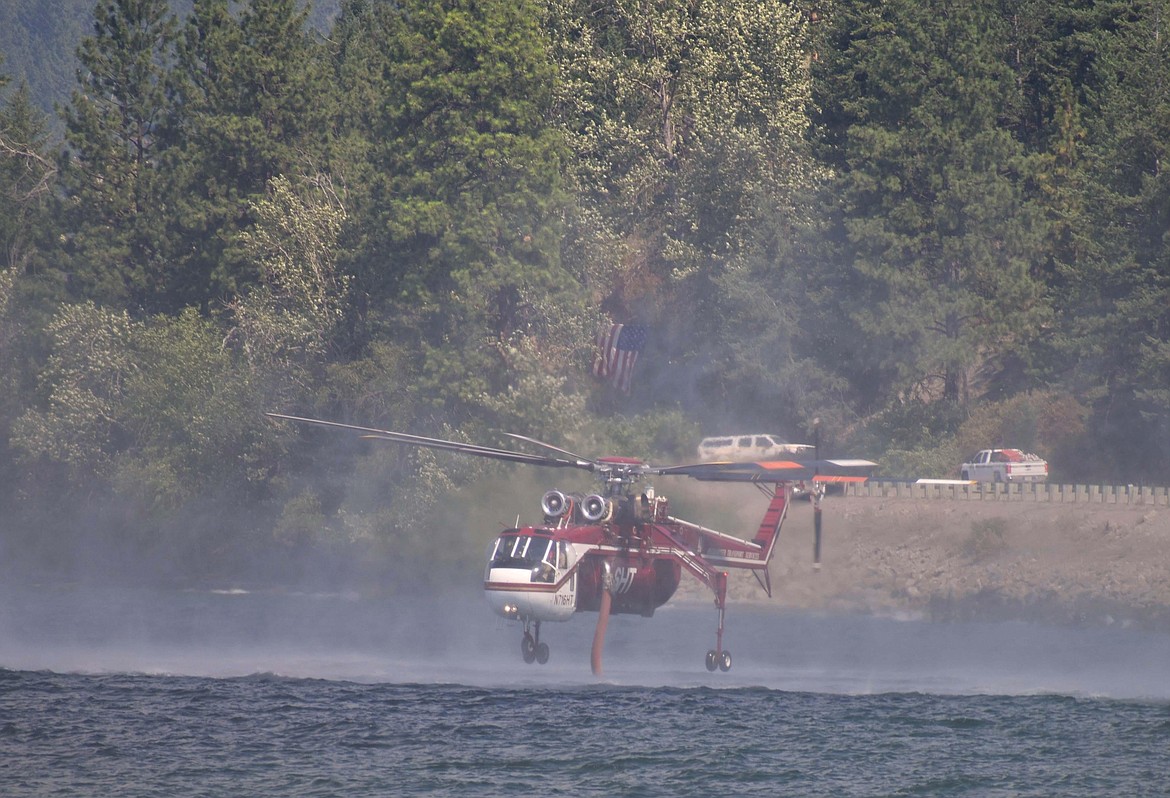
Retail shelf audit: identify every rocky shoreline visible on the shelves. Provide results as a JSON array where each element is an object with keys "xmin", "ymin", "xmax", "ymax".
[{"xmin": 706, "ymin": 492, "xmax": 1170, "ymax": 631}]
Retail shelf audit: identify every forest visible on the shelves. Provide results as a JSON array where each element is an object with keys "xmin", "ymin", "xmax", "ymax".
[{"xmin": 1, "ymin": 0, "xmax": 1168, "ymax": 588}]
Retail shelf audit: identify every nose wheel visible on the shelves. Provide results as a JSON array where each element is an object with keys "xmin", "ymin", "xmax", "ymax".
[{"xmin": 521, "ymin": 620, "xmax": 550, "ymax": 665}]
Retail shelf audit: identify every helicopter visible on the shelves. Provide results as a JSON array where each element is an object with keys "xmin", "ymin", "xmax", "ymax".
[{"xmin": 266, "ymin": 412, "xmax": 875, "ymax": 675}]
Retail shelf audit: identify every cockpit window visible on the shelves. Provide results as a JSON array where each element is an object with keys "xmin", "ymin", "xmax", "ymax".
[{"xmin": 490, "ymin": 535, "xmax": 553, "ymax": 570}]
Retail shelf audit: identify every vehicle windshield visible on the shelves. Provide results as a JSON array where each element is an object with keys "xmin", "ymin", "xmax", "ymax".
[{"xmin": 490, "ymin": 535, "xmax": 552, "ymax": 569}]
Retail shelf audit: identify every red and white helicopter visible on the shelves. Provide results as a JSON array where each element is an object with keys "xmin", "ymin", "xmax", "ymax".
[{"xmin": 267, "ymin": 413, "xmax": 875, "ymax": 674}]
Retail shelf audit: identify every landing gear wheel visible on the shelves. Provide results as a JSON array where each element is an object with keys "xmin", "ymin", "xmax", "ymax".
[
  {"xmin": 705, "ymin": 649, "xmax": 719, "ymax": 672},
  {"xmin": 719, "ymin": 650, "xmax": 733, "ymax": 672},
  {"xmin": 521, "ymin": 633, "xmax": 537, "ymax": 664},
  {"xmin": 536, "ymin": 642, "xmax": 550, "ymax": 665}
]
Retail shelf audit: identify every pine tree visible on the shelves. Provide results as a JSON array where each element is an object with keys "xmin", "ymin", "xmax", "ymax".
[
  {"xmin": 335, "ymin": 0, "xmax": 577, "ymax": 421},
  {"xmin": 57, "ymin": 0, "xmax": 176, "ymax": 310},
  {"xmin": 0, "ymin": 78, "xmax": 54, "ymax": 274},
  {"xmin": 1058, "ymin": 0, "xmax": 1170, "ymax": 479},
  {"xmin": 822, "ymin": 0, "xmax": 1049, "ymax": 412},
  {"xmin": 160, "ymin": 0, "xmax": 332, "ymax": 310}
]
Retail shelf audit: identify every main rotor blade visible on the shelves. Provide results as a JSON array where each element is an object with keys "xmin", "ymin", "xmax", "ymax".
[
  {"xmin": 266, "ymin": 413, "xmax": 596, "ymax": 471},
  {"xmin": 503, "ymin": 432, "xmax": 592, "ymax": 463},
  {"xmin": 657, "ymin": 458, "xmax": 876, "ymax": 483}
]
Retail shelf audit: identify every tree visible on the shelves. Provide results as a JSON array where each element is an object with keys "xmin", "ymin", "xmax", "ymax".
[
  {"xmin": 547, "ymin": 0, "xmax": 816, "ymax": 297},
  {"xmin": 335, "ymin": 0, "xmax": 581, "ymax": 424},
  {"xmin": 821, "ymin": 0, "xmax": 1049, "ymax": 413},
  {"xmin": 227, "ymin": 173, "xmax": 349, "ymax": 401},
  {"xmin": 545, "ymin": 0, "xmax": 823, "ymax": 429},
  {"xmin": 161, "ymin": 0, "xmax": 332, "ymax": 309},
  {"xmin": 11, "ymin": 301, "xmax": 139, "ymax": 486},
  {"xmin": 57, "ymin": 0, "xmax": 176, "ymax": 310},
  {"xmin": 0, "ymin": 60, "xmax": 57, "ymax": 513},
  {"xmin": 1055, "ymin": 0, "xmax": 1170, "ymax": 480},
  {"xmin": 0, "ymin": 75, "xmax": 55, "ymax": 274}
]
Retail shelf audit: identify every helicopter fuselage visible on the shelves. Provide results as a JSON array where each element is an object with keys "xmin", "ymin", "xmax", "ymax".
[{"xmin": 483, "ymin": 527, "xmax": 684, "ymax": 624}]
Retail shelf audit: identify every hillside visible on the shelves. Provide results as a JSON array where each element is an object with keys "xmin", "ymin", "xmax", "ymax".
[{"xmin": 692, "ymin": 491, "xmax": 1170, "ymax": 631}]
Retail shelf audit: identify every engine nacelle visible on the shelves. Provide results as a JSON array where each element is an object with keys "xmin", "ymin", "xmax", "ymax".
[
  {"xmin": 541, "ymin": 490, "xmax": 570, "ymax": 518},
  {"xmin": 581, "ymin": 494, "xmax": 612, "ymax": 523}
]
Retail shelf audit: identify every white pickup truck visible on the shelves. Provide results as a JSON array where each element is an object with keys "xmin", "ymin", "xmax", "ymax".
[{"xmin": 960, "ymin": 449, "xmax": 1048, "ymax": 483}]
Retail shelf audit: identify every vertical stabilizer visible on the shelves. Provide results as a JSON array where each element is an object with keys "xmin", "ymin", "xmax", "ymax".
[{"xmin": 752, "ymin": 489, "xmax": 789, "ymax": 567}]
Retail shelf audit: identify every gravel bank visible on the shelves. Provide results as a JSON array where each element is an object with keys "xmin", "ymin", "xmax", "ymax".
[{"xmin": 714, "ymin": 493, "xmax": 1170, "ymax": 630}]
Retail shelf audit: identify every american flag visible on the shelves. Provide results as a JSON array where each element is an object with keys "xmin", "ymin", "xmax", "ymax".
[{"xmin": 592, "ymin": 323, "xmax": 648, "ymax": 393}]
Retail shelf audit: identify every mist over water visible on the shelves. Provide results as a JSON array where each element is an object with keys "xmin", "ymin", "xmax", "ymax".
[
  {"xmin": 7, "ymin": 583, "xmax": 1170, "ymax": 797},
  {"xmin": 3, "ymin": 582, "xmax": 1168, "ymax": 700}
]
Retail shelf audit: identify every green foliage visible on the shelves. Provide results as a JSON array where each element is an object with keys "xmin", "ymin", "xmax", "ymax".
[
  {"xmin": 228, "ymin": 173, "xmax": 349, "ymax": 388},
  {"xmin": 954, "ymin": 391, "xmax": 1087, "ymax": 460},
  {"xmin": 10, "ymin": 0, "xmax": 1170, "ymax": 588},
  {"xmin": 333, "ymin": 0, "xmax": 582, "ymax": 424},
  {"xmin": 11, "ymin": 302, "xmax": 284, "ymax": 512},
  {"xmin": 161, "ymin": 0, "xmax": 332, "ymax": 306},
  {"xmin": 823, "ymin": 0, "xmax": 1050, "ymax": 407},
  {"xmin": 546, "ymin": 0, "xmax": 827, "ymax": 434},
  {"xmin": 57, "ymin": 0, "xmax": 176, "ymax": 310},
  {"xmin": 853, "ymin": 397, "xmax": 966, "ymax": 454},
  {"xmin": 0, "ymin": 81, "xmax": 54, "ymax": 274},
  {"xmin": 951, "ymin": 390, "xmax": 1090, "ymax": 482},
  {"xmin": 592, "ymin": 409, "xmax": 702, "ymax": 464},
  {"xmin": 878, "ymin": 445, "xmax": 959, "ymax": 481},
  {"xmin": 477, "ymin": 336, "xmax": 589, "ymax": 444},
  {"xmin": 321, "ymin": 339, "xmax": 420, "ymax": 424},
  {"xmin": 846, "ymin": 396, "xmax": 965, "ymax": 478},
  {"xmin": 12, "ymin": 301, "xmax": 139, "ymax": 481},
  {"xmin": 547, "ymin": 0, "xmax": 816, "ymax": 294},
  {"xmin": 117, "ymin": 307, "xmax": 273, "ymax": 508},
  {"xmin": 274, "ymin": 489, "xmax": 328, "ymax": 546}
]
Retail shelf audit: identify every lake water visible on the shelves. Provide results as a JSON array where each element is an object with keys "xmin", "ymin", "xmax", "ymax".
[{"xmin": 3, "ymin": 586, "xmax": 1169, "ymax": 796}]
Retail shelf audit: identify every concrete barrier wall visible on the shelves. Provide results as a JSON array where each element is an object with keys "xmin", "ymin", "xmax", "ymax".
[{"xmin": 844, "ymin": 480, "xmax": 1170, "ymax": 506}]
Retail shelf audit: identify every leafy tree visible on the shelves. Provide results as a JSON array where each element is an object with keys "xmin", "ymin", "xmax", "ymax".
[
  {"xmin": 115, "ymin": 306, "xmax": 279, "ymax": 512},
  {"xmin": 545, "ymin": 0, "xmax": 824, "ymax": 433},
  {"xmin": 547, "ymin": 0, "xmax": 816, "ymax": 298},
  {"xmin": 57, "ymin": 0, "xmax": 177, "ymax": 310},
  {"xmin": 11, "ymin": 301, "xmax": 139, "ymax": 486},
  {"xmin": 227, "ymin": 173, "xmax": 349, "ymax": 402},
  {"xmin": 10, "ymin": 297, "xmax": 290, "ymax": 514}
]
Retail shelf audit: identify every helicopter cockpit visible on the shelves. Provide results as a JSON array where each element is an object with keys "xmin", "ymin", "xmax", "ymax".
[{"xmin": 488, "ymin": 533, "xmax": 568, "ymax": 583}]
